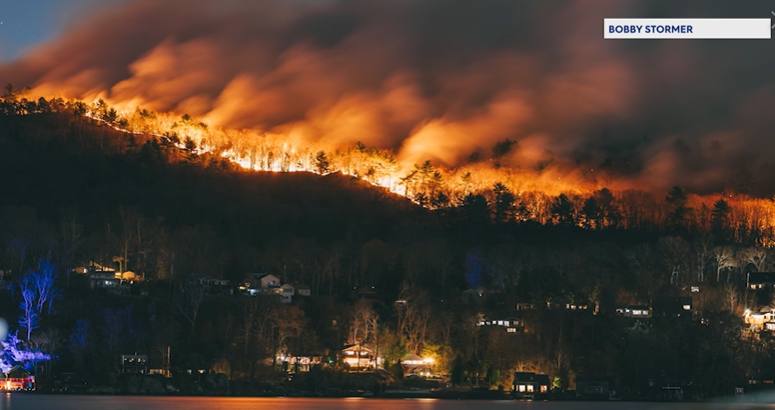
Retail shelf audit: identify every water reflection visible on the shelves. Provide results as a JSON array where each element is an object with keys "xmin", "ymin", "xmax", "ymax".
[{"xmin": 1, "ymin": 396, "xmax": 775, "ymax": 410}]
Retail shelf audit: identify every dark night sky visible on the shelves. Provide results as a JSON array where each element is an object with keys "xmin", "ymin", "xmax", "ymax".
[{"xmin": 1, "ymin": 0, "xmax": 775, "ymax": 193}]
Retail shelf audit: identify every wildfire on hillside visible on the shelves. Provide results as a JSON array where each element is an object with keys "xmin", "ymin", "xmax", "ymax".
[
  {"xmin": 2, "ymin": 0, "xmax": 774, "ymax": 198},
  {"xmin": 4, "ymin": 93, "xmax": 775, "ymax": 249}
]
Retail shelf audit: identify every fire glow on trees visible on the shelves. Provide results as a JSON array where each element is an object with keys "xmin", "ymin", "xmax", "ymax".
[
  {"xmin": 4, "ymin": 94, "xmax": 775, "ymax": 248},
  {"xmin": 75, "ymin": 96, "xmax": 593, "ymax": 198},
  {"xmin": 2, "ymin": 0, "xmax": 775, "ymax": 198}
]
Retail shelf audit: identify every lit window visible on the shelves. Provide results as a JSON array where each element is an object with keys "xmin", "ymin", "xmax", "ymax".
[
  {"xmin": 519, "ymin": 385, "xmax": 526, "ymax": 392},
  {"xmin": 507, "ymin": 328, "xmax": 517, "ymax": 333},
  {"xmin": 527, "ymin": 385, "xmax": 534, "ymax": 392},
  {"xmin": 540, "ymin": 385, "xmax": 548, "ymax": 393},
  {"xmin": 683, "ymin": 305, "xmax": 691, "ymax": 311}
]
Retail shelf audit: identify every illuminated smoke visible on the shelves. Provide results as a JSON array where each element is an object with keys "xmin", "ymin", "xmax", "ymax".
[{"xmin": 2, "ymin": 0, "xmax": 775, "ymax": 195}]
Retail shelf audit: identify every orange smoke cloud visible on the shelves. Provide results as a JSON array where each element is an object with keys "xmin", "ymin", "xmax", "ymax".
[{"xmin": 3, "ymin": 0, "xmax": 775, "ymax": 195}]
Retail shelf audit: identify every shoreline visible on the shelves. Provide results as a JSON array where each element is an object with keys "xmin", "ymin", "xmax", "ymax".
[{"xmin": 14, "ymin": 390, "xmax": 755, "ymax": 403}]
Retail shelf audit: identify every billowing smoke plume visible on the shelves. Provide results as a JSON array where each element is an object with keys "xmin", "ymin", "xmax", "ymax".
[{"xmin": 2, "ymin": 0, "xmax": 775, "ymax": 194}]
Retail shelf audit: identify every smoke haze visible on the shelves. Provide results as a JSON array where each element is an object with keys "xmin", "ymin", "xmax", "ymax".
[{"xmin": 2, "ymin": 0, "xmax": 775, "ymax": 194}]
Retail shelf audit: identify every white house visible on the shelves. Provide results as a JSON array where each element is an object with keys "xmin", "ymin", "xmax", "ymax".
[
  {"xmin": 279, "ymin": 284, "xmax": 295, "ymax": 303},
  {"xmin": 297, "ymin": 285, "xmax": 311, "ymax": 297}
]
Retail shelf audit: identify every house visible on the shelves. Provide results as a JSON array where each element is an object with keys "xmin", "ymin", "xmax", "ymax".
[
  {"xmin": 240, "ymin": 273, "xmax": 281, "ymax": 296},
  {"xmin": 546, "ymin": 295, "xmax": 592, "ymax": 312},
  {"xmin": 654, "ymin": 297, "xmax": 692, "ymax": 319},
  {"xmin": 748, "ymin": 272, "xmax": 775, "ymax": 290},
  {"xmin": 258, "ymin": 273, "xmax": 281, "ymax": 289},
  {"xmin": 1, "ymin": 366, "xmax": 35, "ymax": 391},
  {"xmin": 88, "ymin": 271, "xmax": 130, "ymax": 295},
  {"xmin": 241, "ymin": 272, "xmax": 280, "ymax": 290},
  {"xmin": 197, "ymin": 276, "xmax": 231, "ymax": 296},
  {"xmin": 476, "ymin": 317, "xmax": 523, "ymax": 333},
  {"xmin": 615, "ymin": 305, "xmax": 652, "ymax": 319},
  {"xmin": 745, "ymin": 308, "xmax": 775, "ymax": 331},
  {"xmin": 238, "ymin": 282, "xmax": 259, "ymax": 296},
  {"xmin": 297, "ymin": 284, "xmax": 311, "ymax": 297},
  {"xmin": 341, "ymin": 344, "xmax": 375, "ymax": 371},
  {"xmin": 278, "ymin": 283, "xmax": 295, "ymax": 304},
  {"xmin": 349, "ymin": 286, "xmax": 381, "ymax": 303},
  {"xmin": 197, "ymin": 276, "xmax": 230, "ymax": 287},
  {"xmin": 401, "ymin": 353, "xmax": 434, "ymax": 377},
  {"xmin": 575, "ymin": 377, "xmax": 614, "ymax": 400},
  {"xmin": 72, "ymin": 262, "xmax": 116, "ymax": 275},
  {"xmin": 512, "ymin": 372, "xmax": 550, "ymax": 399},
  {"xmin": 276, "ymin": 353, "xmax": 323, "ymax": 373},
  {"xmin": 120, "ymin": 354, "xmax": 148, "ymax": 374}
]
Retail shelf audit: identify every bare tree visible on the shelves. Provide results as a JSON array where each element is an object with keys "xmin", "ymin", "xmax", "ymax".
[
  {"xmin": 693, "ymin": 234, "xmax": 714, "ymax": 282},
  {"xmin": 18, "ymin": 275, "xmax": 38, "ymax": 340},
  {"xmin": 350, "ymin": 299, "xmax": 378, "ymax": 345},
  {"xmin": 269, "ymin": 305, "xmax": 307, "ymax": 365},
  {"xmin": 396, "ymin": 283, "xmax": 432, "ymax": 354},
  {"xmin": 744, "ymin": 247, "xmax": 770, "ymax": 272},
  {"xmin": 659, "ymin": 237, "xmax": 691, "ymax": 286},
  {"xmin": 33, "ymin": 260, "xmax": 59, "ymax": 314},
  {"xmin": 714, "ymin": 246, "xmax": 737, "ymax": 282},
  {"xmin": 723, "ymin": 283, "xmax": 741, "ymax": 314}
]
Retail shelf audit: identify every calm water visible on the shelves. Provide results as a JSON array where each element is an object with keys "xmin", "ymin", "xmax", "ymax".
[{"xmin": 1, "ymin": 396, "xmax": 774, "ymax": 410}]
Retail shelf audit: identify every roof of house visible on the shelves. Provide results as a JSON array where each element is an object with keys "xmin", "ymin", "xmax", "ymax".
[
  {"xmin": 513, "ymin": 372, "xmax": 550, "ymax": 384},
  {"xmin": 4, "ymin": 365, "xmax": 31, "ymax": 378},
  {"xmin": 89, "ymin": 271, "xmax": 119, "ymax": 279},
  {"xmin": 749, "ymin": 272, "xmax": 775, "ymax": 284},
  {"xmin": 342, "ymin": 344, "xmax": 374, "ymax": 353}
]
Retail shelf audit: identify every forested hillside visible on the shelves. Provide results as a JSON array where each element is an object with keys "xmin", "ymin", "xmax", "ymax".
[{"xmin": 0, "ymin": 102, "xmax": 772, "ymax": 398}]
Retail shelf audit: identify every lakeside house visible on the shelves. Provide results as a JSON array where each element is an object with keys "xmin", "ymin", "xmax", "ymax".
[
  {"xmin": 1, "ymin": 366, "xmax": 35, "ymax": 391},
  {"xmin": 341, "ymin": 344, "xmax": 375, "ymax": 371},
  {"xmin": 276, "ymin": 353, "xmax": 323, "ymax": 373},
  {"xmin": 121, "ymin": 354, "xmax": 148, "ymax": 375},
  {"xmin": 575, "ymin": 376, "xmax": 615, "ymax": 400},
  {"xmin": 512, "ymin": 372, "xmax": 550, "ymax": 399},
  {"xmin": 748, "ymin": 272, "xmax": 775, "ymax": 290},
  {"xmin": 400, "ymin": 353, "xmax": 434, "ymax": 377}
]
